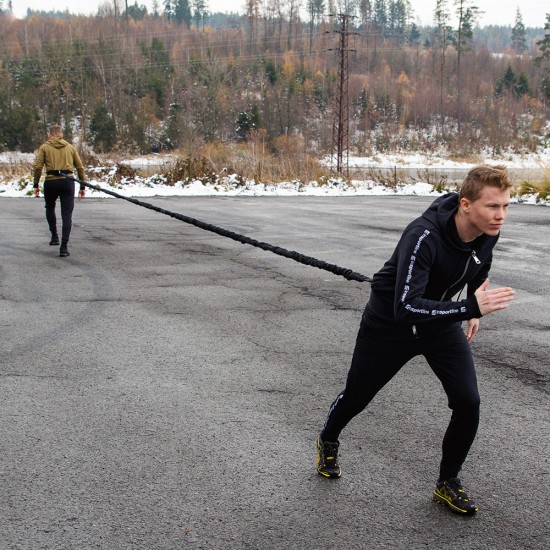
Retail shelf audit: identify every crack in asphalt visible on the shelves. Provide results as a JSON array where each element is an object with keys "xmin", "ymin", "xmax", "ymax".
[{"xmin": 481, "ymin": 356, "xmax": 550, "ymax": 395}]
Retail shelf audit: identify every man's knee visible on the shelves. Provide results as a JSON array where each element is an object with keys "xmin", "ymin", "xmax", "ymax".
[{"xmin": 449, "ymin": 393, "xmax": 480, "ymax": 415}]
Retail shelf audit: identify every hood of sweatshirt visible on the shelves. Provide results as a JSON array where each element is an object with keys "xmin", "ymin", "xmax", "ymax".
[
  {"xmin": 420, "ymin": 193, "xmax": 470, "ymax": 250},
  {"xmin": 418, "ymin": 192, "xmax": 500, "ymax": 257},
  {"xmin": 46, "ymin": 137, "xmax": 70, "ymax": 149}
]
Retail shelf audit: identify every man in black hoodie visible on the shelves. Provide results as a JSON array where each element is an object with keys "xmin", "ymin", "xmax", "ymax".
[{"xmin": 316, "ymin": 165, "xmax": 515, "ymax": 515}]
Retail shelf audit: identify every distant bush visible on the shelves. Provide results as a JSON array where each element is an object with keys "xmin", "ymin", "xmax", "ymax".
[
  {"xmin": 518, "ymin": 178, "xmax": 550, "ymax": 201},
  {"xmin": 165, "ymin": 156, "xmax": 217, "ymax": 185}
]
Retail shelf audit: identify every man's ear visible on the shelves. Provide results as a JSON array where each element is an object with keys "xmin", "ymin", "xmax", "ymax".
[{"xmin": 459, "ymin": 197, "xmax": 471, "ymax": 213}]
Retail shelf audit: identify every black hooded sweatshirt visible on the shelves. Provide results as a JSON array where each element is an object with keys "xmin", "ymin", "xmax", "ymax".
[{"xmin": 364, "ymin": 193, "xmax": 497, "ymax": 339}]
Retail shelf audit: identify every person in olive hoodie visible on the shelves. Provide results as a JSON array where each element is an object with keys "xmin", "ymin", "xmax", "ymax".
[
  {"xmin": 316, "ymin": 165, "xmax": 516, "ymax": 516},
  {"xmin": 33, "ymin": 124, "xmax": 87, "ymax": 257}
]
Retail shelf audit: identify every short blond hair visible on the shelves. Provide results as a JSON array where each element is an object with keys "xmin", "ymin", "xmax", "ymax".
[
  {"xmin": 459, "ymin": 165, "xmax": 513, "ymax": 202},
  {"xmin": 48, "ymin": 124, "xmax": 63, "ymax": 137}
]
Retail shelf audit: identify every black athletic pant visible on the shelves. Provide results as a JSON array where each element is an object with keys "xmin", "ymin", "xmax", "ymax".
[
  {"xmin": 44, "ymin": 178, "xmax": 75, "ymax": 245},
  {"xmin": 321, "ymin": 320, "xmax": 480, "ymax": 481}
]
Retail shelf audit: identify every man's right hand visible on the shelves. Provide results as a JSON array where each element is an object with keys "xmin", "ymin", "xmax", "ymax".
[
  {"xmin": 33, "ymin": 187, "xmax": 40, "ymax": 197},
  {"xmin": 474, "ymin": 278, "xmax": 515, "ymax": 316}
]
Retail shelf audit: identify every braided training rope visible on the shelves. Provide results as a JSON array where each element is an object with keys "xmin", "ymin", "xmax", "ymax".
[{"xmin": 72, "ymin": 178, "xmax": 373, "ymax": 283}]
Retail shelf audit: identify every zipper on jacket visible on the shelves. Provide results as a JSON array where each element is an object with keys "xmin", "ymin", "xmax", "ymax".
[{"xmin": 440, "ymin": 252, "xmax": 476, "ymax": 300}]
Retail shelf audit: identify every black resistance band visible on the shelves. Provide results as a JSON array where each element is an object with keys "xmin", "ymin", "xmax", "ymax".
[{"xmin": 71, "ymin": 178, "xmax": 373, "ymax": 284}]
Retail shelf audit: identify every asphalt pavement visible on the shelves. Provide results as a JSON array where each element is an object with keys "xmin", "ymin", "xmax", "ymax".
[{"xmin": 1, "ymin": 195, "xmax": 548, "ymax": 549}]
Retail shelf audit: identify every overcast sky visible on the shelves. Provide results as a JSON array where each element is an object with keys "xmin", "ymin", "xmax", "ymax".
[{"xmin": 7, "ymin": 0, "xmax": 549, "ymax": 28}]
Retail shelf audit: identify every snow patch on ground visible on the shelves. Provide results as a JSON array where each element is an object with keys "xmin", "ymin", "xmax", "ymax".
[{"xmin": 1, "ymin": 150, "xmax": 548, "ymax": 205}]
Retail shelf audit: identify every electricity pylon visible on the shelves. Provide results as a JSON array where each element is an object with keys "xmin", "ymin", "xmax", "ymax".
[{"xmin": 329, "ymin": 13, "xmax": 357, "ymax": 178}]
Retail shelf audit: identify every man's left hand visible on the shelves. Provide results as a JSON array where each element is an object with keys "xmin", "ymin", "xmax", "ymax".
[{"xmin": 78, "ymin": 189, "xmax": 85, "ymax": 200}]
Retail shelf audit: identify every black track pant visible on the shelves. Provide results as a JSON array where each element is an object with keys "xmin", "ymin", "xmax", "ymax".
[
  {"xmin": 44, "ymin": 178, "xmax": 75, "ymax": 245},
  {"xmin": 321, "ymin": 320, "xmax": 480, "ymax": 481}
]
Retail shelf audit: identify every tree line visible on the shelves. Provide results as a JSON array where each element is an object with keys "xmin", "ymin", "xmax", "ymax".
[{"xmin": 0, "ymin": 1, "xmax": 549, "ymax": 161}]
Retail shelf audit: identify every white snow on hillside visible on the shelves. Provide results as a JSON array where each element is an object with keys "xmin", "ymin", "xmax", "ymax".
[{"xmin": 1, "ymin": 150, "xmax": 548, "ymax": 205}]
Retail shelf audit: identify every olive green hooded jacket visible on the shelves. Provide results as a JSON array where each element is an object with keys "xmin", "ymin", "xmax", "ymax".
[{"xmin": 33, "ymin": 137, "xmax": 86, "ymax": 189}]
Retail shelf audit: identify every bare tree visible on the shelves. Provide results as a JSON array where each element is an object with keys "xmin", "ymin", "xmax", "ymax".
[
  {"xmin": 307, "ymin": 0, "xmax": 325, "ymax": 52},
  {"xmin": 454, "ymin": 0, "xmax": 480, "ymax": 133},
  {"xmin": 247, "ymin": 0, "xmax": 260, "ymax": 52},
  {"xmin": 434, "ymin": 0, "xmax": 453, "ymax": 137},
  {"xmin": 286, "ymin": 0, "xmax": 302, "ymax": 50}
]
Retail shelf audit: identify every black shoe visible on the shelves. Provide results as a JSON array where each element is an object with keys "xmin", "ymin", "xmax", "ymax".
[
  {"xmin": 316, "ymin": 436, "xmax": 341, "ymax": 478},
  {"xmin": 59, "ymin": 245, "xmax": 70, "ymax": 257},
  {"xmin": 433, "ymin": 478, "xmax": 478, "ymax": 515},
  {"xmin": 49, "ymin": 235, "xmax": 60, "ymax": 246}
]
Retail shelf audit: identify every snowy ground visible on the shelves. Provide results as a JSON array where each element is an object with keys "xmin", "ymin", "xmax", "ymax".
[{"xmin": 1, "ymin": 150, "xmax": 548, "ymax": 205}]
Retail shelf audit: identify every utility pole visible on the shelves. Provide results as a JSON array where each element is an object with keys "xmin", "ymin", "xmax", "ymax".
[{"xmin": 329, "ymin": 13, "xmax": 357, "ymax": 177}]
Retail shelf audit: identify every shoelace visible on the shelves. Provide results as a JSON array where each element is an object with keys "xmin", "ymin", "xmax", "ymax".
[
  {"xmin": 447, "ymin": 479, "xmax": 471, "ymax": 502},
  {"xmin": 323, "ymin": 443, "xmax": 339, "ymax": 463}
]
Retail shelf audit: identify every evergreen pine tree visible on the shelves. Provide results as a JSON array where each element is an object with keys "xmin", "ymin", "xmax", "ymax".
[
  {"xmin": 535, "ymin": 14, "xmax": 550, "ymax": 99},
  {"xmin": 511, "ymin": 8, "xmax": 527, "ymax": 54},
  {"xmin": 535, "ymin": 13, "xmax": 550, "ymax": 62},
  {"xmin": 514, "ymin": 73, "xmax": 531, "ymax": 97},
  {"xmin": 90, "ymin": 104, "xmax": 117, "ymax": 153},
  {"xmin": 373, "ymin": 0, "xmax": 387, "ymax": 37},
  {"xmin": 174, "ymin": 0, "xmax": 192, "ymax": 27},
  {"xmin": 164, "ymin": 0, "xmax": 174, "ymax": 21}
]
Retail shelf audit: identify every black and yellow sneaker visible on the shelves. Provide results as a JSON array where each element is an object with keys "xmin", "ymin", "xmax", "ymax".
[
  {"xmin": 316, "ymin": 436, "xmax": 341, "ymax": 478},
  {"xmin": 433, "ymin": 478, "xmax": 478, "ymax": 515}
]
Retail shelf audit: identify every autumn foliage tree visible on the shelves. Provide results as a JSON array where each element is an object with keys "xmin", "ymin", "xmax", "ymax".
[{"xmin": 0, "ymin": 6, "xmax": 548, "ymax": 158}]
